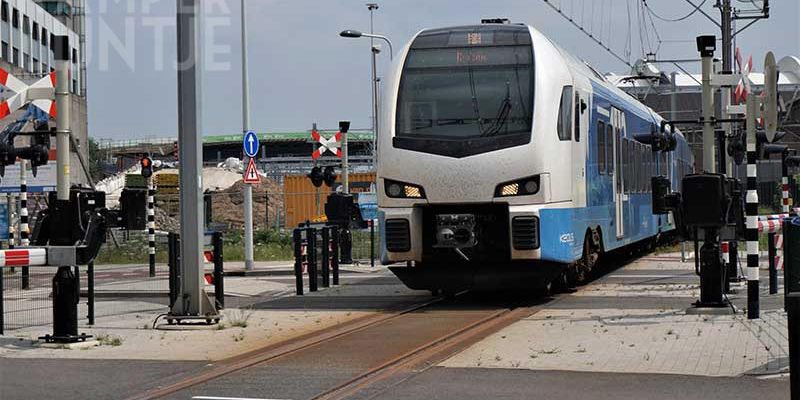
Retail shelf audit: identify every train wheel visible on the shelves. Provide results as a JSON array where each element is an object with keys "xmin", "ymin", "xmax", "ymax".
[{"xmin": 575, "ymin": 233, "xmax": 600, "ymax": 283}]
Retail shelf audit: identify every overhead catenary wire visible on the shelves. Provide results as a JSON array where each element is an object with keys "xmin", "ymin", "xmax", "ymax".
[
  {"xmin": 642, "ymin": 0, "xmax": 708, "ymax": 22},
  {"xmin": 542, "ymin": 0, "xmax": 634, "ymax": 68}
]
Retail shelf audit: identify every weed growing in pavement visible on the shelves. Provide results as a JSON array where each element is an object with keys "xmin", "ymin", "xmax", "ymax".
[
  {"xmin": 97, "ymin": 334, "xmax": 123, "ymax": 346},
  {"xmin": 540, "ymin": 347, "xmax": 561, "ymax": 354},
  {"xmin": 216, "ymin": 323, "xmax": 228, "ymax": 330},
  {"xmin": 225, "ymin": 307, "xmax": 254, "ymax": 328},
  {"xmin": 233, "ymin": 332, "xmax": 245, "ymax": 342}
]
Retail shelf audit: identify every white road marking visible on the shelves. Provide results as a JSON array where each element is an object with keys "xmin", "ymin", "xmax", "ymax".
[
  {"xmin": 607, "ymin": 274, "xmax": 691, "ymax": 279},
  {"xmin": 192, "ymin": 397, "xmax": 292, "ymax": 400}
]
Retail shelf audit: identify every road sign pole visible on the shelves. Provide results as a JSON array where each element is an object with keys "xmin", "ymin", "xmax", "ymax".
[{"xmin": 241, "ymin": 0, "xmax": 254, "ymax": 272}]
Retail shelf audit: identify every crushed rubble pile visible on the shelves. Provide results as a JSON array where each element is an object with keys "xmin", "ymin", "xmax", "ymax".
[{"xmin": 209, "ymin": 179, "xmax": 283, "ymax": 229}]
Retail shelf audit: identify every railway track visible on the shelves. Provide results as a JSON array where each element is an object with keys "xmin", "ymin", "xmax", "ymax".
[{"xmin": 126, "ymin": 293, "xmax": 553, "ymax": 400}]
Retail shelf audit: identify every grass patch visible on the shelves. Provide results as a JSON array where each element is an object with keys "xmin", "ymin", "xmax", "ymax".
[
  {"xmin": 97, "ymin": 334, "xmax": 123, "ymax": 346},
  {"xmin": 224, "ymin": 307, "xmax": 254, "ymax": 328}
]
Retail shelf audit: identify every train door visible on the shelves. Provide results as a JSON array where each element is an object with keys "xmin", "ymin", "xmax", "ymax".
[
  {"xmin": 611, "ymin": 107, "xmax": 626, "ymax": 238},
  {"xmin": 572, "ymin": 90, "xmax": 587, "ymax": 207}
]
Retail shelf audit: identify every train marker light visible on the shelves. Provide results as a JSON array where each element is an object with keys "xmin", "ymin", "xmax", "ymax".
[{"xmin": 385, "ymin": 179, "xmax": 426, "ymax": 199}]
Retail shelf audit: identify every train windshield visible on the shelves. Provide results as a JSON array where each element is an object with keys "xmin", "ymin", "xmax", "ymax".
[{"xmin": 395, "ymin": 26, "xmax": 534, "ymax": 158}]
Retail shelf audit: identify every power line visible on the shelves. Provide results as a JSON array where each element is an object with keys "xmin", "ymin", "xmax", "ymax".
[
  {"xmin": 642, "ymin": 0, "xmax": 707, "ymax": 22},
  {"xmin": 541, "ymin": 0, "xmax": 634, "ymax": 67}
]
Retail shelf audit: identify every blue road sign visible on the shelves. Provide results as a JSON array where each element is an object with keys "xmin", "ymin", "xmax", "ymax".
[{"xmin": 243, "ymin": 131, "xmax": 260, "ymax": 158}]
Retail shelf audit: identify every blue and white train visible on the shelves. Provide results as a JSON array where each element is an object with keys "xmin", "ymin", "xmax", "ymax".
[{"xmin": 377, "ymin": 20, "xmax": 693, "ymax": 293}]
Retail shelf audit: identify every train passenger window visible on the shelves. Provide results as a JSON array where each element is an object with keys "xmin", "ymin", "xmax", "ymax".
[
  {"xmin": 574, "ymin": 93, "xmax": 581, "ymax": 142},
  {"xmin": 615, "ymin": 129, "xmax": 622, "ymax": 192},
  {"xmin": 557, "ymin": 86, "xmax": 573, "ymax": 141},
  {"xmin": 597, "ymin": 121, "xmax": 606, "ymax": 174},
  {"xmin": 635, "ymin": 144, "xmax": 642, "ymax": 192},
  {"xmin": 623, "ymin": 139, "xmax": 630, "ymax": 194},
  {"xmin": 607, "ymin": 125, "xmax": 614, "ymax": 175}
]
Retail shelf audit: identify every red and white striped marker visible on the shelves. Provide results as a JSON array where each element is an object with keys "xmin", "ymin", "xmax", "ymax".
[
  {"xmin": 0, "ymin": 67, "xmax": 56, "ymax": 120},
  {"xmin": 0, "ymin": 248, "xmax": 46, "ymax": 267},
  {"xmin": 775, "ymin": 234, "xmax": 784, "ymax": 271},
  {"xmin": 311, "ymin": 129, "xmax": 342, "ymax": 160}
]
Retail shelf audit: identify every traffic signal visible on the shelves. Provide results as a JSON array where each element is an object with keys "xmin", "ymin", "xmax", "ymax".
[
  {"xmin": 308, "ymin": 166, "xmax": 324, "ymax": 187},
  {"xmin": 323, "ymin": 166, "xmax": 337, "ymax": 187},
  {"xmin": 141, "ymin": 156, "xmax": 153, "ymax": 178}
]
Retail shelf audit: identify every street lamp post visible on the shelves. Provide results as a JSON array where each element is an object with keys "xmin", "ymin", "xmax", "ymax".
[
  {"xmin": 339, "ymin": 29, "xmax": 393, "ymax": 169},
  {"xmin": 367, "ymin": 4, "xmax": 378, "ymax": 166}
]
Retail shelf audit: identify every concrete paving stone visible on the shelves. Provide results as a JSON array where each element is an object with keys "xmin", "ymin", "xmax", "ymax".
[{"xmin": 441, "ymin": 253, "xmax": 790, "ymax": 378}]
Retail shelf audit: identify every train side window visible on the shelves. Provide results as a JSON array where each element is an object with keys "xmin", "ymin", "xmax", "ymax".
[
  {"xmin": 597, "ymin": 121, "xmax": 606, "ymax": 174},
  {"xmin": 623, "ymin": 139, "xmax": 630, "ymax": 194},
  {"xmin": 615, "ymin": 129, "xmax": 622, "ymax": 192},
  {"xmin": 607, "ymin": 125, "xmax": 614, "ymax": 175},
  {"xmin": 636, "ymin": 144, "xmax": 642, "ymax": 192},
  {"xmin": 574, "ymin": 93, "xmax": 581, "ymax": 142},
  {"xmin": 557, "ymin": 86, "xmax": 573, "ymax": 141}
]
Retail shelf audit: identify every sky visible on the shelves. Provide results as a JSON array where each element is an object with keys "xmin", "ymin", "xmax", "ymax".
[{"xmin": 83, "ymin": 0, "xmax": 800, "ymax": 140}]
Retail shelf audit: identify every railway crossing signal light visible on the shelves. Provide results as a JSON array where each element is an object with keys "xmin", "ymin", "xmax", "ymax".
[
  {"xmin": 323, "ymin": 166, "xmax": 337, "ymax": 187},
  {"xmin": 308, "ymin": 166, "xmax": 324, "ymax": 188},
  {"xmin": 141, "ymin": 157, "xmax": 153, "ymax": 178}
]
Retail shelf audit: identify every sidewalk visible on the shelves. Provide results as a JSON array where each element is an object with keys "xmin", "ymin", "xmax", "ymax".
[{"xmin": 442, "ymin": 252, "xmax": 790, "ymax": 377}]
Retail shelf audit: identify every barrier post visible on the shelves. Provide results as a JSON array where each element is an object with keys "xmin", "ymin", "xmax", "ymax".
[
  {"xmin": 332, "ymin": 227, "xmax": 340, "ymax": 285},
  {"xmin": 0, "ymin": 264, "xmax": 4, "ymax": 335},
  {"xmin": 293, "ymin": 228, "xmax": 304, "ymax": 296},
  {"xmin": 321, "ymin": 227, "xmax": 330, "ymax": 288},
  {"xmin": 212, "ymin": 232, "xmax": 224, "ymax": 309},
  {"xmin": 167, "ymin": 233, "xmax": 179, "ymax": 308},
  {"xmin": 147, "ymin": 176, "xmax": 156, "ymax": 277},
  {"xmin": 308, "ymin": 228, "xmax": 318, "ymax": 292},
  {"xmin": 370, "ymin": 220, "xmax": 375, "ymax": 268},
  {"xmin": 769, "ymin": 232, "xmax": 778, "ymax": 295},
  {"xmin": 87, "ymin": 261, "xmax": 95, "ymax": 325}
]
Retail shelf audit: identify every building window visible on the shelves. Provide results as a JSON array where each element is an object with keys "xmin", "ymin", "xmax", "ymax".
[
  {"xmin": 72, "ymin": 49, "xmax": 77, "ymax": 63},
  {"xmin": 1, "ymin": 2, "xmax": 7, "ymax": 22},
  {"xmin": 23, "ymin": 53, "xmax": 29, "ymax": 71},
  {"xmin": 22, "ymin": 15, "xmax": 28, "ymax": 34},
  {"xmin": 32, "ymin": 57, "xmax": 38, "ymax": 73},
  {"xmin": 12, "ymin": 8, "xmax": 18, "ymax": 29},
  {"xmin": 42, "ymin": 28, "xmax": 48, "ymax": 46},
  {"xmin": 12, "ymin": 47, "xmax": 18, "ymax": 66},
  {"xmin": 32, "ymin": 22, "xmax": 39, "ymax": 40},
  {"xmin": 49, "ymin": 33, "xmax": 55, "ymax": 51},
  {"xmin": 1, "ymin": 41, "xmax": 8, "ymax": 61}
]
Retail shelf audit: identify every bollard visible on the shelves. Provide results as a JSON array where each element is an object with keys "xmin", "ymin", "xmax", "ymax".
[
  {"xmin": 308, "ymin": 228, "xmax": 318, "ymax": 292},
  {"xmin": 728, "ymin": 241, "xmax": 739, "ymax": 283},
  {"xmin": 87, "ymin": 261, "xmax": 95, "ymax": 325},
  {"xmin": 332, "ymin": 228, "xmax": 340, "ymax": 285},
  {"xmin": 0, "ymin": 264, "xmax": 4, "ymax": 335},
  {"xmin": 370, "ymin": 220, "xmax": 375, "ymax": 268},
  {"xmin": 167, "ymin": 233, "xmax": 180, "ymax": 308},
  {"xmin": 769, "ymin": 232, "xmax": 778, "ymax": 295},
  {"xmin": 293, "ymin": 228, "xmax": 304, "ymax": 296},
  {"xmin": 788, "ymin": 293, "xmax": 800, "ymax": 399},
  {"xmin": 321, "ymin": 227, "xmax": 331, "ymax": 288},
  {"xmin": 212, "ymin": 232, "xmax": 224, "ymax": 310}
]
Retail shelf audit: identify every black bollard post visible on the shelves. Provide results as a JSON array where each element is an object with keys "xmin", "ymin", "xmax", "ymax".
[
  {"xmin": 87, "ymin": 261, "xmax": 95, "ymax": 325},
  {"xmin": 292, "ymin": 228, "xmax": 303, "ymax": 296},
  {"xmin": 340, "ymin": 225, "xmax": 353, "ymax": 265},
  {"xmin": 309, "ymin": 228, "xmax": 318, "ymax": 292},
  {"xmin": 332, "ymin": 227, "xmax": 340, "ymax": 285},
  {"xmin": 0, "ymin": 264, "xmax": 4, "ymax": 335},
  {"xmin": 728, "ymin": 241, "xmax": 739, "ymax": 282},
  {"xmin": 769, "ymin": 232, "xmax": 778, "ymax": 295},
  {"xmin": 788, "ymin": 293, "xmax": 800, "ymax": 399},
  {"xmin": 212, "ymin": 232, "xmax": 224, "ymax": 309},
  {"xmin": 321, "ymin": 227, "xmax": 330, "ymax": 288},
  {"xmin": 370, "ymin": 220, "xmax": 375, "ymax": 268},
  {"xmin": 21, "ymin": 266, "xmax": 29, "ymax": 290}
]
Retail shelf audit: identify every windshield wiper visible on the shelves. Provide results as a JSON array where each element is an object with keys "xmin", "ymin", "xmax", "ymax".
[{"xmin": 481, "ymin": 81, "xmax": 513, "ymax": 137}]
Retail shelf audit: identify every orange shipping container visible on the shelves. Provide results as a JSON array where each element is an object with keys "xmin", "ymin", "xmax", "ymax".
[{"xmin": 283, "ymin": 173, "xmax": 376, "ymax": 228}]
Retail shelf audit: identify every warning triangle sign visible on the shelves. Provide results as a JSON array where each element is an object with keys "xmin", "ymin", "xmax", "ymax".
[{"xmin": 243, "ymin": 157, "xmax": 260, "ymax": 184}]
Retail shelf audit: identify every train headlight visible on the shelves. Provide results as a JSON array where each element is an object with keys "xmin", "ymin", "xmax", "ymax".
[
  {"xmin": 384, "ymin": 179, "xmax": 426, "ymax": 199},
  {"xmin": 495, "ymin": 176, "xmax": 541, "ymax": 197}
]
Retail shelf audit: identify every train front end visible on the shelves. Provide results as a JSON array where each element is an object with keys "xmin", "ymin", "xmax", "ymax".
[{"xmin": 378, "ymin": 23, "xmax": 579, "ymax": 293}]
